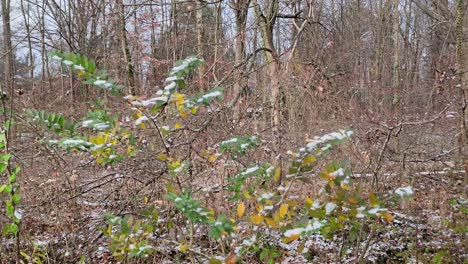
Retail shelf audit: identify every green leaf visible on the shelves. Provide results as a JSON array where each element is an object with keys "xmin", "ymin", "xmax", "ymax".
[
  {"xmin": 12, "ymin": 193, "xmax": 21, "ymax": 204},
  {"xmin": 8, "ymin": 173, "xmax": 16, "ymax": 184},
  {"xmin": 208, "ymin": 258, "xmax": 223, "ymax": 264},
  {"xmin": 3, "ymin": 120, "xmax": 10, "ymax": 130},
  {"xmin": 12, "ymin": 166, "xmax": 20, "ymax": 174},
  {"xmin": 3, "ymin": 223, "xmax": 18, "ymax": 235},
  {"xmin": 208, "ymin": 227, "xmax": 221, "ymax": 239},
  {"xmin": 0, "ymin": 153, "xmax": 10, "ymax": 161},
  {"xmin": 1, "ymin": 184, "xmax": 12, "ymax": 193},
  {"xmin": 6, "ymin": 201, "xmax": 14, "ymax": 216},
  {"xmin": 0, "ymin": 163, "xmax": 7, "ymax": 174}
]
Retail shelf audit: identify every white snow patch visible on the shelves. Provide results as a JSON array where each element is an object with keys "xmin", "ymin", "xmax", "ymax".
[
  {"xmin": 395, "ymin": 186, "xmax": 414, "ymax": 197},
  {"xmin": 330, "ymin": 168, "xmax": 345, "ymax": 177},
  {"xmin": 94, "ymin": 80, "xmax": 107, "ymax": 85},
  {"xmin": 258, "ymin": 192, "xmax": 274, "ymax": 201},
  {"xmin": 197, "ymin": 91, "xmax": 222, "ymax": 103},
  {"xmin": 325, "ymin": 202, "xmax": 337, "ymax": 215},
  {"xmin": 284, "ymin": 228, "xmax": 305, "ymax": 237},
  {"xmin": 135, "ymin": 116, "xmax": 149, "ymax": 126}
]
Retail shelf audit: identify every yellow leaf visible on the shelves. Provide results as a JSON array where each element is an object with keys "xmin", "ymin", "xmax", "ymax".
[
  {"xmin": 171, "ymin": 160, "xmax": 181, "ymax": 168},
  {"xmin": 173, "ymin": 93, "xmax": 185, "ymax": 105},
  {"xmin": 369, "ymin": 193, "xmax": 379, "ymax": 207},
  {"xmin": 283, "ymin": 233, "xmax": 300, "ymax": 243},
  {"xmin": 144, "ymin": 196, "xmax": 148, "ymax": 203},
  {"xmin": 178, "ymin": 243, "xmax": 189, "ymax": 252},
  {"xmin": 242, "ymin": 190, "xmax": 251, "ymax": 200},
  {"xmin": 77, "ymin": 71, "xmax": 86, "ymax": 76},
  {"xmin": 95, "ymin": 135, "xmax": 104, "ymax": 145},
  {"xmin": 273, "ymin": 211, "xmax": 280, "ymax": 222},
  {"xmin": 379, "ymin": 211, "xmax": 394, "ymax": 222},
  {"xmin": 298, "ymin": 242, "xmax": 306, "ymax": 253},
  {"xmin": 341, "ymin": 183, "xmax": 350, "ymax": 190},
  {"xmin": 274, "ymin": 167, "xmax": 281, "ymax": 182},
  {"xmin": 139, "ymin": 122, "xmax": 147, "ymax": 129},
  {"xmin": 207, "ymin": 208, "xmax": 215, "ymax": 220},
  {"xmin": 190, "ymin": 107, "xmax": 197, "ymax": 114},
  {"xmin": 103, "ymin": 133, "xmax": 110, "ymax": 142},
  {"xmin": 265, "ymin": 217, "xmax": 276, "ymax": 227},
  {"xmin": 208, "ymin": 154, "xmax": 217, "ymax": 163},
  {"xmin": 237, "ymin": 201, "xmax": 245, "ymax": 218},
  {"xmin": 127, "ymin": 146, "xmax": 133, "ymax": 155},
  {"xmin": 174, "ymin": 123, "xmax": 182, "ymax": 129},
  {"xmin": 305, "ymin": 197, "xmax": 314, "ymax": 206},
  {"xmin": 157, "ymin": 153, "xmax": 167, "ymax": 161},
  {"xmin": 279, "ymin": 204, "xmax": 288, "ymax": 218},
  {"xmin": 250, "ymin": 214, "xmax": 263, "ymax": 225},
  {"xmin": 303, "ymin": 155, "xmax": 316, "ymax": 164},
  {"xmin": 96, "ymin": 157, "xmax": 103, "ymax": 164},
  {"xmin": 179, "ymin": 109, "xmax": 188, "ymax": 118},
  {"xmin": 348, "ymin": 196, "xmax": 358, "ymax": 204}
]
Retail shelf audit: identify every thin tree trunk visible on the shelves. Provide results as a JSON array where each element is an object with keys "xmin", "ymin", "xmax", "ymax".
[
  {"xmin": 392, "ymin": 0, "xmax": 400, "ymax": 110},
  {"xmin": 2, "ymin": 0, "xmax": 14, "ymax": 100},
  {"xmin": 21, "ymin": 0, "xmax": 34, "ymax": 92},
  {"xmin": 212, "ymin": 0, "xmax": 222, "ymax": 83},
  {"xmin": 455, "ymin": 0, "xmax": 467, "ymax": 159},
  {"xmin": 196, "ymin": 0, "xmax": 205, "ymax": 90},
  {"xmin": 117, "ymin": 0, "xmax": 136, "ymax": 95},
  {"xmin": 232, "ymin": 0, "xmax": 250, "ymax": 120}
]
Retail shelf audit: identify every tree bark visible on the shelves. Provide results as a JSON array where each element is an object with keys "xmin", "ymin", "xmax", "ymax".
[
  {"xmin": 253, "ymin": 0, "xmax": 282, "ymax": 152},
  {"xmin": 117, "ymin": 0, "xmax": 136, "ymax": 95},
  {"xmin": 455, "ymin": 0, "xmax": 467, "ymax": 159},
  {"xmin": 196, "ymin": 0, "xmax": 205, "ymax": 90},
  {"xmin": 2, "ymin": 0, "xmax": 14, "ymax": 97},
  {"xmin": 232, "ymin": 0, "xmax": 250, "ymax": 120},
  {"xmin": 392, "ymin": 0, "xmax": 400, "ymax": 110}
]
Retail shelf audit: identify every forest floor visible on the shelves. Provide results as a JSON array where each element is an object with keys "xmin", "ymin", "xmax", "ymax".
[
  {"xmin": 0, "ymin": 101, "xmax": 466, "ymax": 263},
  {"xmin": 1, "ymin": 153, "xmax": 465, "ymax": 263}
]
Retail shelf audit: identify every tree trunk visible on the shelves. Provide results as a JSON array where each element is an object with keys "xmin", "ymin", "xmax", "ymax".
[
  {"xmin": 392, "ymin": 0, "xmax": 400, "ymax": 110},
  {"xmin": 117, "ymin": 0, "xmax": 136, "ymax": 95},
  {"xmin": 253, "ymin": 0, "xmax": 282, "ymax": 152},
  {"xmin": 21, "ymin": 0, "xmax": 34, "ymax": 92},
  {"xmin": 196, "ymin": 0, "xmax": 205, "ymax": 90},
  {"xmin": 232, "ymin": 0, "xmax": 250, "ymax": 120},
  {"xmin": 455, "ymin": 0, "xmax": 467, "ymax": 160},
  {"xmin": 2, "ymin": 0, "xmax": 14, "ymax": 97}
]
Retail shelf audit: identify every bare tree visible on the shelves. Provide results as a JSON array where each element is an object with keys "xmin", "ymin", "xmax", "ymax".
[{"xmin": 117, "ymin": 0, "xmax": 136, "ymax": 95}]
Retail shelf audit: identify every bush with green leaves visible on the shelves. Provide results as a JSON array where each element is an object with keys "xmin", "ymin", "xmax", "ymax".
[
  {"xmin": 26, "ymin": 51, "xmax": 412, "ymax": 263},
  {"xmin": 0, "ymin": 130, "xmax": 22, "ymax": 236}
]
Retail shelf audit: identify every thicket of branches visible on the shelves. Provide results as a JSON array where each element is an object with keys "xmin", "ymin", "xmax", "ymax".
[{"xmin": 0, "ymin": 0, "xmax": 466, "ymax": 263}]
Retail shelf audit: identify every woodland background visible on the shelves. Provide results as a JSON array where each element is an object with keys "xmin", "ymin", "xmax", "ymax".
[{"xmin": 0, "ymin": 0, "xmax": 466, "ymax": 263}]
